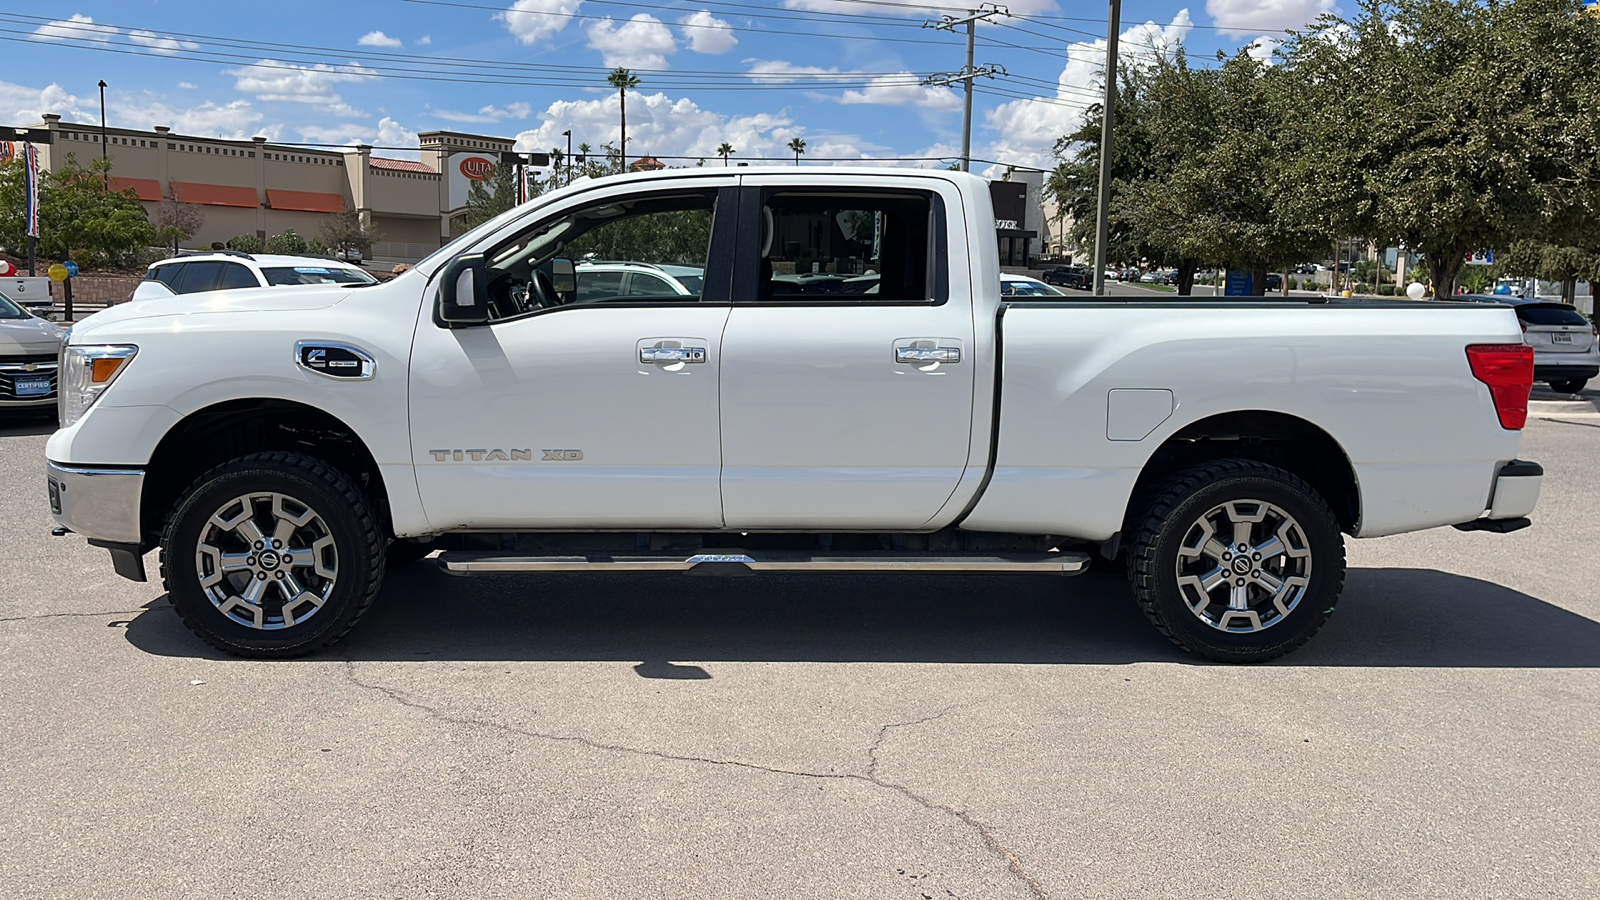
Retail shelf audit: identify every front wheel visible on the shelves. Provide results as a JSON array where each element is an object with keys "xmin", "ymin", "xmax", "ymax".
[
  {"xmin": 1548, "ymin": 378, "xmax": 1588, "ymax": 394},
  {"xmin": 1127, "ymin": 459, "xmax": 1346, "ymax": 663},
  {"xmin": 160, "ymin": 451, "xmax": 386, "ymax": 658}
]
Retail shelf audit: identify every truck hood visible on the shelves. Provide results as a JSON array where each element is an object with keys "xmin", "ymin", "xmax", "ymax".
[
  {"xmin": 0, "ymin": 315, "xmax": 66, "ymax": 356},
  {"xmin": 69, "ymin": 285, "xmax": 354, "ymax": 338}
]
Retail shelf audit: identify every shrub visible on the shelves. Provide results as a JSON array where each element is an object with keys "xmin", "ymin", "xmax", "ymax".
[
  {"xmin": 265, "ymin": 229, "xmax": 309, "ymax": 255},
  {"xmin": 1378, "ymin": 283, "xmax": 1399, "ymax": 296},
  {"xmin": 226, "ymin": 234, "xmax": 263, "ymax": 253}
]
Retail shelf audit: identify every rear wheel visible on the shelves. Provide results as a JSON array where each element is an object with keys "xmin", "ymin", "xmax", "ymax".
[
  {"xmin": 160, "ymin": 451, "xmax": 385, "ymax": 658},
  {"xmin": 1127, "ymin": 459, "xmax": 1346, "ymax": 663},
  {"xmin": 1548, "ymin": 378, "xmax": 1588, "ymax": 394}
]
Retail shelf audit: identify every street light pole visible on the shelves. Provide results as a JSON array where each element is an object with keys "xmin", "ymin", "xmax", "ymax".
[
  {"xmin": 563, "ymin": 130, "xmax": 572, "ymax": 185},
  {"xmin": 97, "ymin": 79, "xmax": 108, "ymax": 186},
  {"xmin": 1092, "ymin": 0, "xmax": 1121, "ymax": 296}
]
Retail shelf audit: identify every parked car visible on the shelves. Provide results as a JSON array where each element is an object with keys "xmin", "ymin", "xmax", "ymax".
[
  {"xmin": 1, "ymin": 276, "xmax": 55, "ymax": 313},
  {"xmin": 0, "ymin": 291, "xmax": 65, "ymax": 416},
  {"xmin": 1264, "ymin": 274, "xmax": 1283, "ymax": 292},
  {"xmin": 1138, "ymin": 271, "xmax": 1162, "ymax": 284},
  {"xmin": 130, "ymin": 251, "xmax": 377, "ymax": 301},
  {"xmin": 1460, "ymin": 295, "xmax": 1597, "ymax": 393},
  {"xmin": 1041, "ymin": 265, "xmax": 1090, "ymax": 290},
  {"xmin": 1000, "ymin": 273, "xmax": 1066, "ymax": 298},
  {"xmin": 574, "ymin": 262, "xmax": 705, "ymax": 303},
  {"xmin": 50, "ymin": 166, "xmax": 1542, "ymax": 665}
]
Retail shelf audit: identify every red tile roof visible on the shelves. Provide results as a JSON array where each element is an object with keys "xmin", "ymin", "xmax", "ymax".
[{"xmin": 370, "ymin": 157, "xmax": 434, "ymax": 173}]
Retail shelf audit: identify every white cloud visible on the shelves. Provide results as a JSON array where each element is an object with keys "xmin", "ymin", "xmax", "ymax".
[
  {"xmin": 226, "ymin": 59, "xmax": 373, "ymax": 117},
  {"xmin": 0, "ymin": 80, "xmax": 93, "ymax": 124},
  {"xmin": 417, "ymin": 35, "xmax": 433, "ymax": 45},
  {"xmin": 513, "ymin": 91, "xmax": 885, "ymax": 165},
  {"xmin": 743, "ymin": 59, "xmax": 839, "ymax": 83},
  {"xmin": 1245, "ymin": 35, "xmax": 1281, "ymax": 63},
  {"xmin": 1206, "ymin": 0, "xmax": 1334, "ymax": 36},
  {"xmin": 299, "ymin": 116, "xmax": 420, "ymax": 158},
  {"xmin": 499, "ymin": 0, "xmax": 582, "ymax": 45},
  {"xmin": 983, "ymin": 11, "xmax": 1194, "ymax": 170},
  {"xmin": 177, "ymin": 82, "xmax": 197, "ymax": 90},
  {"xmin": 838, "ymin": 74, "xmax": 961, "ymax": 111},
  {"xmin": 433, "ymin": 102, "xmax": 533, "ymax": 123},
  {"xmin": 358, "ymin": 31, "xmax": 403, "ymax": 48},
  {"xmin": 587, "ymin": 15, "xmax": 676, "ymax": 69},
  {"xmin": 680, "ymin": 11, "xmax": 737, "ymax": 55},
  {"xmin": 128, "ymin": 30, "xmax": 201, "ymax": 55},
  {"xmin": 31, "ymin": 14, "xmax": 117, "ymax": 43},
  {"xmin": 116, "ymin": 97, "xmax": 264, "ymax": 139}
]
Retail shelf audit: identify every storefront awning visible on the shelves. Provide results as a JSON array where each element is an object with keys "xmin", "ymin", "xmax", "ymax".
[
  {"xmin": 266, "ymin": 189, "xmax": 345, "ymax": 213},
  {"xmin": 171, "ymin": 181, "xmax": 260, "ymax": 208},
  {"xmin": 109, "ymin": 177, "xmax": 162, "ymax": 202}
]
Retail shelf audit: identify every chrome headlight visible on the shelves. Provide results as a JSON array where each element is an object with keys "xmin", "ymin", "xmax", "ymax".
[{"xmin": 59, "ymin": 344, "xmax": 138, "ymax": 427}]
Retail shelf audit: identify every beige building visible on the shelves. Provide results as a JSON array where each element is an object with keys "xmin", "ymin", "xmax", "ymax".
[{"xmin": 21, "ymin": 115, "xmax": 521, "ymax": 267}]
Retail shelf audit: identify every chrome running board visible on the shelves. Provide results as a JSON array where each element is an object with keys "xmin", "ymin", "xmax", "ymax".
[{"xmin": 438, "ymin": 550, "xmax": 1090, "ymax": 576}]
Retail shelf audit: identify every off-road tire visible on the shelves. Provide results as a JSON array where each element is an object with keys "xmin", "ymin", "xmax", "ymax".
[
  {"xmin": 160, "ymin": 451, "xmax": 386, "ymax": 658},
  {"xmin": 1127, "ymin": 459, "xmax": 1346, "ymax": 663}
]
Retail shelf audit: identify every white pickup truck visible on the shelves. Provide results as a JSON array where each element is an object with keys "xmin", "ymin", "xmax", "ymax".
[{"xmin": 46, "ymin": 168, "xmax": 1544, "ymax": 662}]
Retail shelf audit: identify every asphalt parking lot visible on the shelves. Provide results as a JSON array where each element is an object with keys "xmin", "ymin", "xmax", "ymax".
[{"xmin": 4, "ymin": 392, "xmax": 1600, "ymax": 900}]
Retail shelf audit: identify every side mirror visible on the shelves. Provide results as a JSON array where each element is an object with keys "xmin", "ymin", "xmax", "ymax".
[
  {"xmin": 550, "ymin": 257, "xmax": 576, "ymax": 295},
  {"xmin": 438, "ymin": 253, "xmax": 490, "ymax": 325}
]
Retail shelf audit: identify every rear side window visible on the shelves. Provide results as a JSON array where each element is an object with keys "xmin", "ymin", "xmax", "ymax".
[
  {"xmin": 147, "ymin": 263, "xmax": 185, "ymax": 285},
  {"xmin": 216, "ymin": 263, "xmax": 259, "ymax": 290},
  {"xmin": 172, "ymin": 261, "xmax": 223, "ymax": 294},
  {"xmin": 1516, "ymin": 304, "xmax": 1590, "ymax": 327},
  {"xmin": 262, "ymin": 266, "xmax": 378, "ymax": 285},
  {"xmin": 755, "ymin": 191, "xmax": 944, "ymax": 303}
]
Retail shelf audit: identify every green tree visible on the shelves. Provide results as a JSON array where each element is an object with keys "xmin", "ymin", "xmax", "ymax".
[
  {"xmin": 0, "ymin": 153, "xmax": 155, "ymax": 267},
  {"xmin": 460, "ymin": 163, "xmax": 519, "ymax": 227},
  {"xmin": 316, "ymin": 211, "xmax": 379, "ymax": 260},
  {"xmin": 717, "ymin": 142, "xmax": 735, "ymax": 166},
  {"xmin": 154, "ymin": 188, "xmax": 203, "ymax": 254},
  {"xmin": 607, "ymin": 68, "xmax": 641, "ymax": 167},
  {"xmin": 1281, "ymin": 0, "xmax": 1600, "ymax": 296},
  {"xmin": 788, "ymin": 136, "xmax": 807, "ymax": 165}
]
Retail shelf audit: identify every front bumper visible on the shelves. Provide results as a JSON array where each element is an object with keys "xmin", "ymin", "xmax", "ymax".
[
  {"xmin": 47, "ymin": 461, "xmax": 145, "ymax": 545},
  {"xmin": 1453, "ymin": 460, "xmax": 1541, "ymax": 533}
]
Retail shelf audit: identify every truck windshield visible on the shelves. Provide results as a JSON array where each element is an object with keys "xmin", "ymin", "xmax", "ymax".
[{"xmin": 261, "ymin": 266, "xmax": 378, "ymax": 286}]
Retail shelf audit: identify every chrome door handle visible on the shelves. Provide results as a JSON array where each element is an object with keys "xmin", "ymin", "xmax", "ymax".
[
  {"xmin": 640, "ymin": 346, "xmax": 707, "ymax": 364},
  {"xmin": 895, "ymin": 346, "xmax": 961, "ymax": 364}
]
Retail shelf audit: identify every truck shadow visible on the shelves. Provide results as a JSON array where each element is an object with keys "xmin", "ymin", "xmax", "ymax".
[{"xmin": 123, "ymin": 565, "xmax": 1600, "ymax": 668}]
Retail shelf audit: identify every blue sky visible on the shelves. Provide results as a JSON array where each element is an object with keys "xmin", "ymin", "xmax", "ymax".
[{"xmin": 1, "ymin": 1, "xmax": 1335, "ymax": 172}]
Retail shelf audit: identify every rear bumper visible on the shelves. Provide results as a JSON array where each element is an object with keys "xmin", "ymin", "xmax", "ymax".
[
  {"xmin": 1534, "ymin": 364, "xmax": 1597, "ymax": 381},
  {"xmin": 1453, "ymin": 460, "xmax": 1542, "ymax": 532}
]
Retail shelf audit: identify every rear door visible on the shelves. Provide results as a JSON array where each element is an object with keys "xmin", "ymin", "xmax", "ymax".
[{"xmin": 717, "ymin": 177, "xmax": 976, "ymax": 529}]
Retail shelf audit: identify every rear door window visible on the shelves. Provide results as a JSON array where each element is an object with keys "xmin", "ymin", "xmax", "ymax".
[
  {"xmin": 216, "ymin": 263, "xmax": 260, "ymax": 290},
  {"xmin": 148, "ymin": 263, "xmax": 185, "ymax": 286},
  {"xmin": 172, "ymin": 262, "xmax": 224, "ymax": 294},
  {"xmin": 747, "ymin": 190, "xmax": 945, "ymax": 303}
]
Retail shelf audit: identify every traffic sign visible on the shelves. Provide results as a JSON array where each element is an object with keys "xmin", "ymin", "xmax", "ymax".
[{"xmin": 47, "ymin": 263, "xmax": 68, "ymax": 282}]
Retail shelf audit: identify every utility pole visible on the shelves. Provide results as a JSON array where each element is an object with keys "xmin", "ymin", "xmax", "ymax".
[
  {"xmin": 97, "ymin": 80, "xmax": 109, "ymax": 186},
  {"xmin": 924, "ymin": 5, "xmax": 1010, "ymax": 172},
  {"xmin": 1092, "ymin": 0, "xmax": 1121, "ymax": 296},
  {"xmin": 562, "ymin": 130, "xmax": 572, "ymax": 185}
]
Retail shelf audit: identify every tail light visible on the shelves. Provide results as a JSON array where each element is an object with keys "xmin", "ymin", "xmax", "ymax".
[{"xmin": 1466, "ymin": 343, "xmax": 1534, "ymax": 430}]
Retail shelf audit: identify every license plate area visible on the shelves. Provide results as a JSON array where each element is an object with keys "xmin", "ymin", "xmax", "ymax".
[
  {"xmin": 14, "ymin": 375, "xmax": 52, "ymax": 396},
  {"xmin": 1551, "ymin": 333, "xmax": 1572, "ymax": 344}
]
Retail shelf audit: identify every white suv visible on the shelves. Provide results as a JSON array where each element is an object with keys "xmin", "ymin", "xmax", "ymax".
[
  {"xmin": 130, "ymin": 252, "xmax": 377, "ymax": 301},
  {"xmin": 573, "ymin": 262, "xmax": 704, "ymax": 303}
]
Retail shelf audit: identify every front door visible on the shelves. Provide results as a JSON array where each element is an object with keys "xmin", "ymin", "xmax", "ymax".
[
  {"xmin": 409, "ymin": 184, "xmax": 737, "ymax": 531},
  {"xmin": 718, "ymin": 179, "xmax": 977, "ymax": 529}
]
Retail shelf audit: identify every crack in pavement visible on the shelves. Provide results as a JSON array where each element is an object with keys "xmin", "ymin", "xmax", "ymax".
[
  {"xmin": 341, "ymin": 659, "xmax": 1049, "ymax": 899},
  {"xmin": 0, "ymin": 605, "xmax": 169, "ymax": 624}
]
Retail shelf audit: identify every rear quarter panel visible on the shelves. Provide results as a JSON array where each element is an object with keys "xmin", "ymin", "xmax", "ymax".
[{"xmin": 960, "ymin": 302, "xmax": 1528, "ymax": 540}]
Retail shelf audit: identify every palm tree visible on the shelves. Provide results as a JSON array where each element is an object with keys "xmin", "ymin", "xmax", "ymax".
[
  {"xmin": 717, "ymin": 142, "xmax": 735, "ymax": 166},
  {"xmin": 788, "ymin": 136, "xmax": 807, "ymax": 165},
  {"xmin": 607, "ymin": 67, "xmax": 641, "ymax": 170}
]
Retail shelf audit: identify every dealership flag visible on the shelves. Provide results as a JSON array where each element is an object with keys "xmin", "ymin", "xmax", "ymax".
[{"xmin": 23, "ymin": 142, "xmax": 40, "ymax": 238}]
